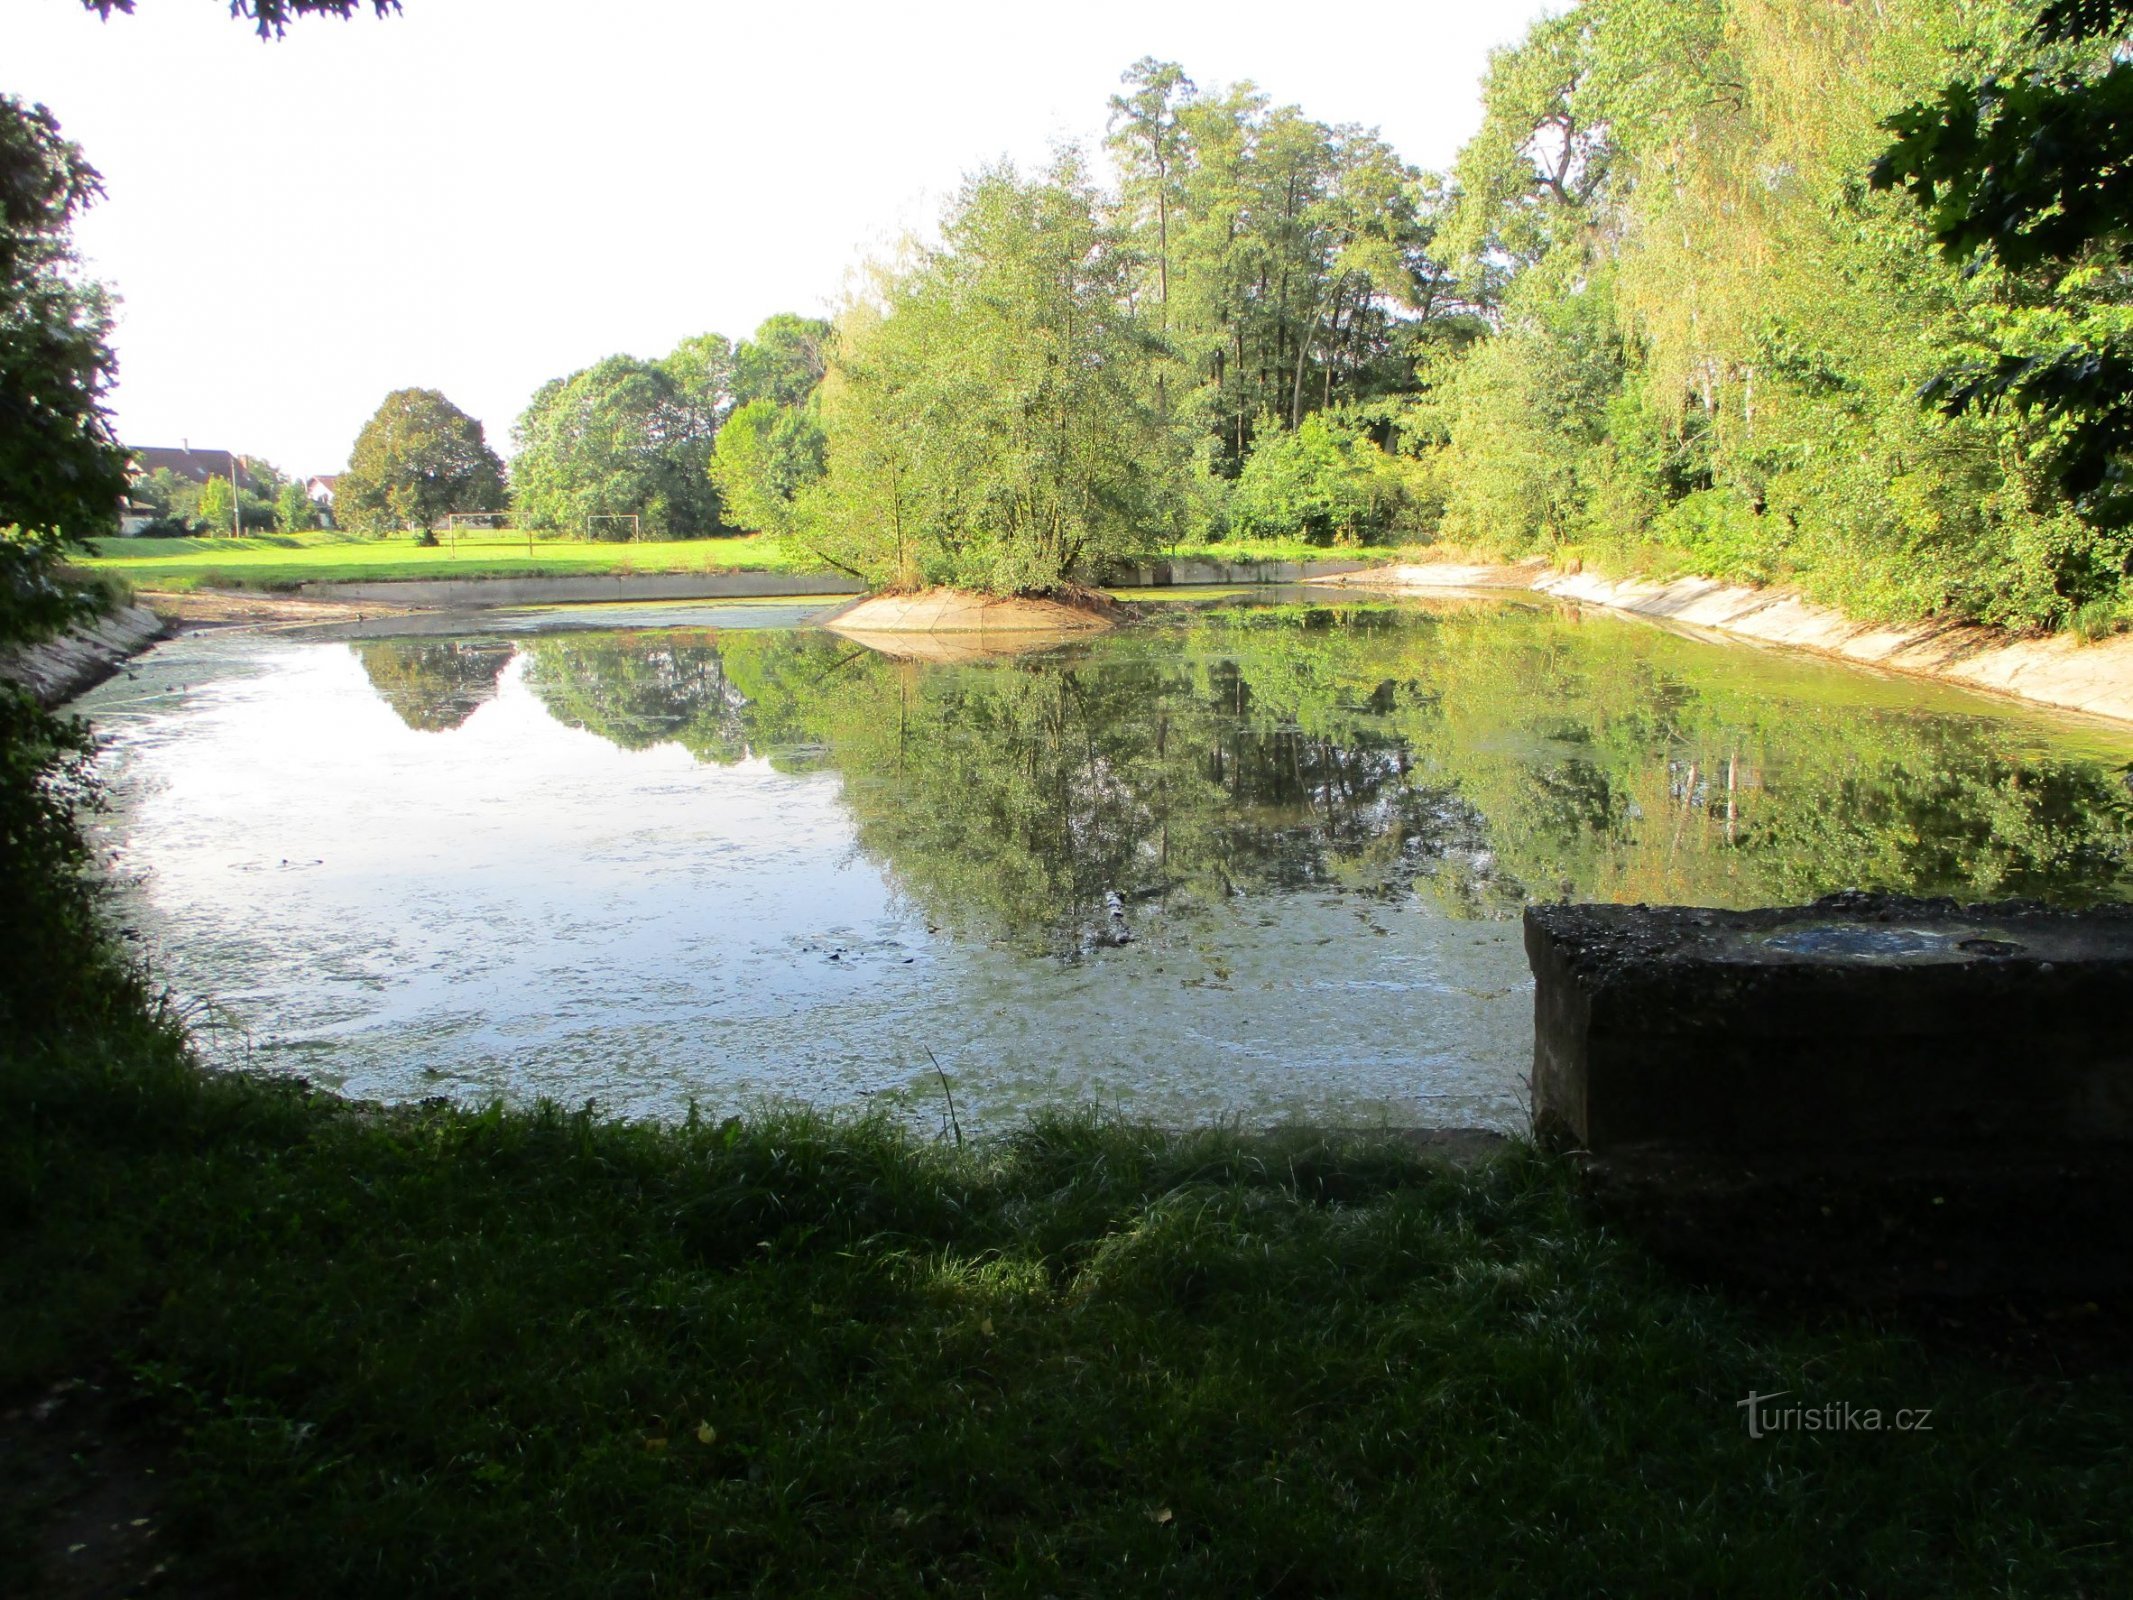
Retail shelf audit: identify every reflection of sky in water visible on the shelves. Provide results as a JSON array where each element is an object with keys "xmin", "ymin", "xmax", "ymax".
[{"xmin": 83, "ymin": 631, "xmax": 1528, "ymax": 1130}]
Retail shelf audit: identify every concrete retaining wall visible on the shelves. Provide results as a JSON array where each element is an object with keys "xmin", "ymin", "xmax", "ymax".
[
  {"xmin": 1110, "ymin": 557, "xmax": 1375, "ymax": 587},
  {"xmin": 292, "ymin": 560, "xmax": 1383, "ymax": 610},
  {"xmin": 297, "ymin": 571, "xmax": 866, "ymax": 608},
  {"xmin": 1323, "ymin": 561, "xmax": 2133, "ymax": 727},
  {"xmin": 0, "ymin": 603, "xmax": 169, "ymax": 707}
]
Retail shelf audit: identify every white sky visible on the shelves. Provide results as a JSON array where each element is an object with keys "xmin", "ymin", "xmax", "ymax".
[{"xmin": 6, "ymin": 0, "xmax": 1555, "ymax": 477}]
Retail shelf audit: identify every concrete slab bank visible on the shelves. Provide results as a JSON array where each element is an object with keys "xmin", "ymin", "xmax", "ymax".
[
  {"xmin": 287, "ymin": 559, "xmax": 1389, "ymax": 611},
  {"xmin": 1, "ymin": 603, "xmax": 168, "ymax": 707},
  {"xmin": 297, "ymin": 571, "xmax": 866, "ymax": 608},
  {"xmin": 1110, "ymin": 557, "xmax": 1378, "ymax": 587},
  {"xmin": 1321, "ymin": 559, "xmax": 2133, "ymax": 726},
  {"xmin": 1525, "ymin": 892, "xmax": 2133, "ymax": 1295},
  {"xmin": 1535, "ymin": 568, "xmax": 2133, "ymax": 724}
]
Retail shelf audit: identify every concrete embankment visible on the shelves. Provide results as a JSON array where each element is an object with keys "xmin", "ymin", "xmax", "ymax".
[
  {"xmin": 296, "ymin": 570, "xmax": 867, "ymax": 607},
  {"xmin": 1110, "ymin": 557, "xmax": 1378, "ymax": 587},
  {"xmin": 1, "ymin": 603, "xmax": 169, "ymax": 707},
  {"xmin": 1323, "ymin": 561, "xmax": 2133, "ymax": 727},
  {"xmin": 291, "ymin": 560, "xmax": 1377, "ymax": 609}
]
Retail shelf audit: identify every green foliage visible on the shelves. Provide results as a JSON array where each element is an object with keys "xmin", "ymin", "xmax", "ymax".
[
  {"xmin": 193, "ymin": 474, "xmax": 235, "ymax": 535},
  {"xmin": 1110, "ymin": 66, "xmax": 1463, "ymax": 472},
  {"xmin": 1873, "ymin": 0, "xmax": 2133, "ymax": 530},
  {"xmin": 509, "ymin": 350, "xmax": 725, "ymax": 539},
  {"xmin": 812, "ymin": 156, "xmax": 1181, "ymax": 591},
  {"xmin": 0, "ymin": 95, "xmax": 127, "ymax": 647},
  {"xmin": 1229, "ymin": 407, "xmax": 1422, "ymax": 544},
  {"xmin": 1435, "ymin": 267, "xmax": 1626, "ymax": 553},
  {"xmin": 274, "ymin": 479, "xmax": 318, "ymax": 532},
  {"xmin": 508, "ymin": 318, "xmax": 834, "ymax": 542},
  {"xmin": 336, "ymin": 387, "xmax": 505, "ymax": 535},
  {"xmin": 730, "ymin": 312, "xmax": 829, "ymax": 408},
  {"xmin": 1418, "ymin": 0, "xmax": 2132, "ymax": 628},
  {"xmin": 707, "ymin": 396, "xmax": 824, "ymax": 537}
]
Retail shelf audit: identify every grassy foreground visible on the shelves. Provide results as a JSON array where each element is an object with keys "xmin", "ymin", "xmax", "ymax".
[
  {"xmin": 68, "ymin": 531, "xmax": 1404, "ymax": 594},
  {"xmin": 4, "ymin": 1019, "xmax": 2129, "ymax": 1596}
]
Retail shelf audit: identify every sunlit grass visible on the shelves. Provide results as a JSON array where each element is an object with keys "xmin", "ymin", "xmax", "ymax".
[{"xmin": 68, "ymin": 531, "xmax": 809, "ymax": 591}]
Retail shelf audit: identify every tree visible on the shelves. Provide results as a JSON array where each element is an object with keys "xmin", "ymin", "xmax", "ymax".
[
  {"xmin": 276, "ymin": 479, "xmax": 318, "ymax": 532},
  {"xmin": 710, "ymin": 398, "xmax": 825, "ymax": 537},
  {"xmin": 708, "ymin": 315, "xmax": 833, "ymax": 537},
  {"xmin": 1107, "ymin": 70, "xmax": 1452, "ymax": 474},
  {"xmin": 811, "ymin": 155, "xmax": 1182, "ymax": 592},
  {"xmin": 1405, "ymin": 0, "xmax": 2115, "ymax": 627},
  {"xmin": 731, "ymin": 314, "xmax": 830, "ymax": 409},
  {"xmin": 195, "ymin": 474, "xmax": 236, "ymax": 535},
  {"xmin": 510, "ymin": 344, "xmax": 725, "ymax": 539},
  {"xmin": 0, "ymin": 96, "xmax": 127, "ymax": 646},
  {"xmin": 1873, "ymin": 0, "xmax": 2133, "ymax": 531},
  {"xmin": 335, "ymin": 388, "xmax": 505, "ymax": 535}
]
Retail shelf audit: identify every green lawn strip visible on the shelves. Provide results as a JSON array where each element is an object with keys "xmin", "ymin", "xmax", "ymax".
[
  {"xmin": 4, "ymin": 1027, "xmax": 2125, "ymax": 1597},
  {"xmin": 67, "ymin": 533, "xmax": 809, "ymax": 592},
  {"xmin": 68, "ymin": 535, "xmax": 1405, "ymax": 594}
]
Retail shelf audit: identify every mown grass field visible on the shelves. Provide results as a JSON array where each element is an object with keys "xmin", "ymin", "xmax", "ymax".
[
  {"xmin": 4, "ymin": 1015, "xmax": 2128, "ymax": 1597},
  {"xmin": 68, "ymin": 531, "xmax": 1405, "ymax": 594},
  {"xmin": 68, "ymin": 531, "xmax": 811, "ymax": 591}
]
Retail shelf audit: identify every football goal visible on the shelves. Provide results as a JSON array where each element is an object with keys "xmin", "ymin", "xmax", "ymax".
[
  {"xmin": 442, "ymin": 511, "xmax": 529, "ymax": 556},
  {"xmin": 586, "ymin": 513, "xmax": 642, "ymax": 543}
]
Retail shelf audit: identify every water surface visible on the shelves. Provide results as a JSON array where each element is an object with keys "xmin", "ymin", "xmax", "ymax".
[{"xmin": 79, "ymin": 594, "xmax": 2133, "ymax": 1129}]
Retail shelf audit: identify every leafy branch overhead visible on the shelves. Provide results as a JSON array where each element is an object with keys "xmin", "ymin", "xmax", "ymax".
[
  {"xmin": 81, "ymin": 0, "xmax": 400, "ymax": 38},
  {"xmin": 1872, "ymin": 0, "xmax": 2133, "ymax": 524}
]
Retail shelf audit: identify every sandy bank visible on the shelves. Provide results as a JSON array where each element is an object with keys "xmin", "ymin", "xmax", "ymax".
[{"xmin": 823, "ymin": 587, "xmax": 1123, "ymax": 638}]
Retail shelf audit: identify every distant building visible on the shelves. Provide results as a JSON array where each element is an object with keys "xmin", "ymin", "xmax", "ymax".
[
  {"xmin": 305, "ymin": 474, "xmax": 340, "ymax": 506},
  {"xmin": 129, "ymin": 443, "xmax": 259, "ymax": 492}
]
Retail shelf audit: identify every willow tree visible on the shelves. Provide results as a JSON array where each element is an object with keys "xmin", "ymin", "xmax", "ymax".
[{"xmin": 809, "ymin": 155, "xmax": 1182, "ymax": 593}]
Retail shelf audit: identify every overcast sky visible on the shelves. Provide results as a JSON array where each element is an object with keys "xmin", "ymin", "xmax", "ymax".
[{"xmin": 7, "ymin": 0, "xmax": 1555, "ymax": 476}]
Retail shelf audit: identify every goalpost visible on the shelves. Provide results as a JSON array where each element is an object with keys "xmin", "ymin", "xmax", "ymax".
[
  {"xmin": 586, "ymin": 513, "xmax": 642, "ymax": 544},
  {"xmin": 442, "ymin": 510, "xmax": 529, "ymax": 556}
]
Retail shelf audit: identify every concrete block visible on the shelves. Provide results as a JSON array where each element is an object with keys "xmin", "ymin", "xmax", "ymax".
[{"xmin": 1525, "ymin": 891, "xmax": 2133, "ymax": 1154}]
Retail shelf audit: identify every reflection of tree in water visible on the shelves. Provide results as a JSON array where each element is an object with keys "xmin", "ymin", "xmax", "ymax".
[
  {"xmin": 732, "ymin": 637, "xmax": 1497, "ymax": 952},
  {"xmin": 519, "ymin": 632, "xmax": 755, "ymax": 763},
  {"xmin": 352, "ymin": 640, "xmax": 515, "ymax": 732},
  {"xmin": 501, "ymin": 603, "xmax": 2133, "ymax": 950}
]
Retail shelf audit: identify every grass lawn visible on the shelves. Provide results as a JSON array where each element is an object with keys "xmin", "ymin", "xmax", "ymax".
[
  {"xmin": 4, "ymin": 1019, "xmax": 2127, "ymax": 1597},
  {"xmin": 68, "ymin": 531, "xmax": 1407, "ymax": 594},
  {"xmin": 67, "ymin": 530, "xmax": 811, "ymax": 592}
]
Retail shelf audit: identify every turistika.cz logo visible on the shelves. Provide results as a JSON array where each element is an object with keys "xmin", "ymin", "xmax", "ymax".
[{"xmin": 1738, "ymin": 1390, "xmax": 1934, "ymax": 1439}]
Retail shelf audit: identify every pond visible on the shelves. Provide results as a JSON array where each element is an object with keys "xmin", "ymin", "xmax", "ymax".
[{"xmin": 77, "ymin": 592, "xmax": 2133, "ymax": 1132}]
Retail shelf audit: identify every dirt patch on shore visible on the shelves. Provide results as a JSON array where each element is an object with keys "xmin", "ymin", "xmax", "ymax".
[{"xmin": 141, "ymin": 589, "xmax": 410, "ymax": 629}]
